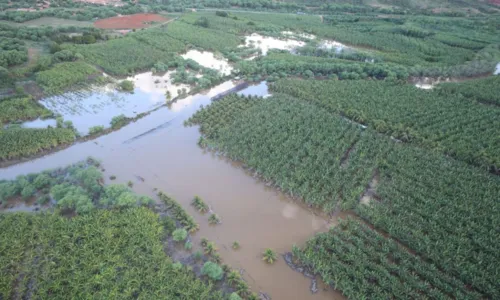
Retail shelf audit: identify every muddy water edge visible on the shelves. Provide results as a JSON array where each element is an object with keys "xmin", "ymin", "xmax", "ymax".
[{"xmin": 1, "ymin": 81, "xmax": 345, "ymax": 300}]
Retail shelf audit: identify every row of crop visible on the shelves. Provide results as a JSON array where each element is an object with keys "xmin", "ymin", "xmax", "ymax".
[
  {"xmin": 0, "ymin": 209, "xmax": 222, "ymax": 299},
  {"xmin": 35, "ymin": 61, "xmax": 100, "ymax": 94},
  {"xmin": 131, "ymin": 27, "xmax": 187, "ymax": 53},
  {"xmin": 187, "ymin": 93, "xmax": 389, "ymax": 211},
  {"xmin": 189, "ymin": 91, "xmax": 500, "ymax": 297},
  {"xmin": 0, "ymin": 127, "xmax": 76, "ymax": 161},
  {"xmin": 292, "ymin": 218, "xmax": 482, "ymax": 299},
  {"xmin": 69, "ymin": 37, "xmax": 175, "ymax": 75},
  {"xmin": 164, "ymin": 21, "xmax": 243, "ymax": 52},
  {"xmin": 270, "ymin": 79, "xmax": 500, "ymax": 173},
  {"xmin": 356, "ymin": 141, "xmax": 500, "ymax": 298},
  {"xmin": 185, "ymin": 94, "xmax": 264, "ymax": 139},
  {"xmin": 436, "ymin": 75, "xmax": 500, "ymax": 106}
]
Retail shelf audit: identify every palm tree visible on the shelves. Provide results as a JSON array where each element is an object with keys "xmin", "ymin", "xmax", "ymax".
[{"xmin": 262, "ymin": 248, "xmax": 278, "ymax": 264}]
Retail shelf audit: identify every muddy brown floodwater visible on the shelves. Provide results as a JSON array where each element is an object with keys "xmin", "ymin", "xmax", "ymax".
[{"xmin": 1, "ymin": 81, "xmax": 345, "ymax": 300}]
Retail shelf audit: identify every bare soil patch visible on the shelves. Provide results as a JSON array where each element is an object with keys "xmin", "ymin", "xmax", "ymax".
[{"xmin": 94, "ymin": 13, "xmax": 168, "ymax": 29}]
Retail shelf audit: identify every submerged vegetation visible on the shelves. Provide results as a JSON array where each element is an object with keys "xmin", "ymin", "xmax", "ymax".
[
  {"xmin": 192, "ymin": 195, "xmax": 209, "ymax": 213},
  {"xmin": 158, "ymin": 191, "xmax": 199, "ymax": 233},
  {"xmin": 1, "ymin": 1, "xmax": 500, "ymax": 299},
  {"xmin": 262, "ymin": 248, "xmax": 278, "ymax": 264},
  {"xmin": 188, "ymin": 89, "xmax": 500, "ymax": 297}
]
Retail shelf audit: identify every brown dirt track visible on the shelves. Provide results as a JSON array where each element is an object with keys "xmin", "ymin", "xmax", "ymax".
[{"xmin": 94, "ymin": 13, "xmax": 168, "ymax": 29}]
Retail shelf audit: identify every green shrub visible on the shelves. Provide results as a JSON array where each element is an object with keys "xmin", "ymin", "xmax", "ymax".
[
  {"xmin": 138, "ymin": 196, "xmax": 155, "ymax": 207},
  {"xmin": 232, "ymin": 241, "xmax": 240, "ymax": 250},
  {"xmin": 161, "ymin": 217, "xmax": 176, "ymax": 235},
  {"xmin": 184, "ymin": 241, "xmax": 193, "ymax": 250},
  {"xmin": 194, "ymin": 250, "xmax": 203, "ymax": 261},
  {"xmin": 119, "ymin": 80, "xmax": 134, "ymax": 92},
  {"xmin": 0, "ymin": 182, "xmax": 20, "ymax": 202},
  {"xmin": 172, "ymin": 228, "xmax": 188, "ymax": 242},
  {"xmin": 110, "ymin": 114, "xmax": 128, "ymax": 129},
  {"xmin": 201, "ymin": 262, "xmax": 223, "ymax": 281},
  {"xmin": 172, "ymin": 262, "xmax": 183, "ymax": 271},
  {"xmin": 57, "ymin": 187, "xmax": 94, "ymax": 214},
  {"xmin": 88, "ymin": 125, "xmax": 105, "ymax": 135},
  {"xmin": 100, "ymin": 184, "xmax": 136, "ymax": 209},
  {"xmin": 36, "ymin": 194, "xmax": 51, "ymax": 205},
  {"xmin": 33, "ymin": 174, "xmax": 51, "ymax": 189},
  {"xmin": 229, "ymin": 293, "xmax": 242, "ymax": 300},
  {"xmin": 21, "ymin": 185, "xmax": 36, "ymax": 200}
]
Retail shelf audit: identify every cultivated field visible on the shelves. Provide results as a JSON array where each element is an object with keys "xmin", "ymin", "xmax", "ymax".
[{"xmin": 94, "ymin": 13, "xmax": 168, "ymax": 29}]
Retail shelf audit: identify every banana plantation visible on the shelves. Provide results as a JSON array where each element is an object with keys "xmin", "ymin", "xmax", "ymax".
[{"xmin": 188, "ymin": 89, "xmax": 500, "ymax": 298}]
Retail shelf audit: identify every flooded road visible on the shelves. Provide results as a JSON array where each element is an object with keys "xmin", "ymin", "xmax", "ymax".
[{"xmin": 1, "ymin": 81, "xmax": 345, "ymax": 300}]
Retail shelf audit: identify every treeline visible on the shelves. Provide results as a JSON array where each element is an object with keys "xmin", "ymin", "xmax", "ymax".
[{"xmin": 0, "ymin": 5, "xmax": 143, "ymax": 23}]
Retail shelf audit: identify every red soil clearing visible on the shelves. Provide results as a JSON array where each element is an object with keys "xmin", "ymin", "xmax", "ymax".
[
  {"xmin": 490, "ymin": 0, "xmax": 500, "ymax": 6},
  {"xmin": 94, "ymin": 13, "xmax": 167, "ymax": 29}
]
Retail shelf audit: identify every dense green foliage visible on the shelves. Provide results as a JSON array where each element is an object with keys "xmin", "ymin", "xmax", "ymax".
[
  {"xmin": 35, "ymin": 61, "xmax": 99, "ymax": 94},
  {"xmin": 0, "ymin": 209, "xmax": 223, "ymax": 299},
  {"xmin": 0, "ymin": 96, "xmax": 52, "ymax": 124},
  {"xmin": 70, "ymin": 37, "xmax": 175, "ymax": 75},
  {"xmin": 165, "ymin": 21, "xmax": 242, "ymax": 51},
  {"xmin": 237, "ymin": 52, "xmax": 410, "ymax": 81},
  {"xmin": 118, "ymin": 79, "xmax": 135, "ymax": 92},
  {"xmin": 188, "ymin": 94, "xmax": 387, "ymax": 211},
  {"xmin": 131, "ymin": 27, "xmax": 187, "ymax": 53},
  {"xmin": 437, "ymin": 75, "xmax": 500, "ymax": 106},
  {"xmin": 201, "ymin": 261, "xmax": 224, "ymax": 281},
  {"xmin": 0, "ymin": 4, "xmax": 143, "ymax": 23},
  {"xmin": 0, "ymin": 127, "xmax": 75, "ymax": 161},
  {"xmin": 271, "ymin": 79, "xmax": 500, "ymax": 172},
  {"xmin": 293, "ymin": 219, "xmax": 483, "ymax": 299},
  {"xmin": 189, "ymin": 91, "xmax": 500, "ymax": 297}
]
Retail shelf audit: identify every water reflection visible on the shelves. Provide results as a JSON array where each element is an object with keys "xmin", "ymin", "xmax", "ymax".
[
  {"xmin": 39, "ymin": 72, "xmax": 190, "ymax": 135},
  {"xmin": 20, "ymin": 118, "xmax": 57, "ymax": 129},
  {"xmin": 244, "ymin": 33, "xmax": 305, "ymax": 55},
  {"xmin": 237, "ymin": 81, "xmax": 270, "ymax": 97},
  {"xmin": 181, "ymin": 50, "xmax": 233, "ymax": 76}
]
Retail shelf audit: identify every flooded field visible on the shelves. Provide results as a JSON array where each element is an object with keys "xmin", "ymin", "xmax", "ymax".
[
  {"xmin": 182, "ymin": 50, "xmax": 233, "ymax": 76},
  {"xmin": 319, "ymin": 40, "xmax": 349, "ymax": 54},
  {"xmin": 244, "ymin": 33, "xmax": 306, "ymax": 55},
  {"xmin": 39, "ymin": 71, "xmax": 190, "ymax": 135},
  {"xmin": 1, "ymin": 81, "xmax": 345, "ymax": 300}
]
